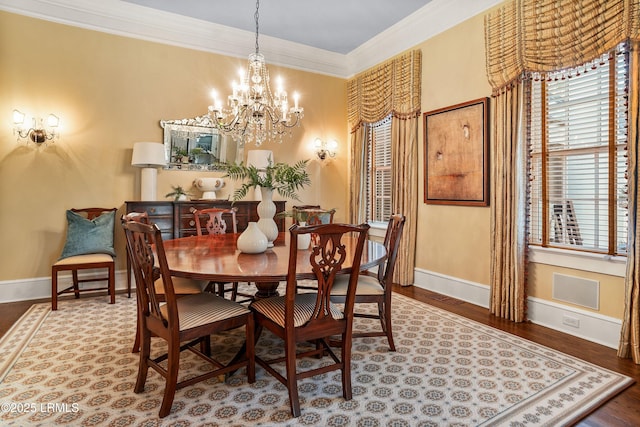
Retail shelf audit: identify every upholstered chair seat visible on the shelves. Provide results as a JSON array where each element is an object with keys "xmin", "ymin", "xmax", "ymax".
[{"xmin": 251, "ymin": 293, "xmax": 344, "ymax": 328}]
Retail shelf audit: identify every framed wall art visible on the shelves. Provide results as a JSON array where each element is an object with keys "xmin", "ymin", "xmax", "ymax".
[{"xmin": 423, "ymin": 97, "xmax": 489, "ymax": 206}]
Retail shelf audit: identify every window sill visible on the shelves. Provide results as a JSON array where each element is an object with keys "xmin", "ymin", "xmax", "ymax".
[{"xmin": 528, "ymin": 246, "xmax": 626, "ymax": 277}]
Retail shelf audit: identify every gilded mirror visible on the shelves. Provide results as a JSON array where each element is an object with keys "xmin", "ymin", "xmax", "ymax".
[{"xmin": 160, "ymin": 115, "xmax": 241, "ymax": 171}]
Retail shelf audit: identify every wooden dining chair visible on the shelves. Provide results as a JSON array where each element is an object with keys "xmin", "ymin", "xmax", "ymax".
[
  {"xmin": 51, "ymin": 207, "xmax": 117, "ymax": 310},
  {"xmin": 193, "ymin": 207, "xmax": 252, "ymax": 302},
  {"xmin": 249, "ymin": 222, "xmax": 370, "ymax": 417},
  {"xmin": 331, "ymin": 214, "xmax": 406, "ymax": 351},
  {"xmin": 291, "ymin": 205, "xmax": 336, "ymax": 225},
  {"xmin": 122, "ymin": 220, "xmax": 255, "ymax": 418},
  {"xmin": 122, "ymin": 212, "xmax": 210, "ymax": 353}
]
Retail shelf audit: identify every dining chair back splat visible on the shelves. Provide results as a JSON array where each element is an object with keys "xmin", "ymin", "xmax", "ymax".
[
  {"xmin": 122, "ymin": 220, "xmax": 255, "ymax": 418},
  {"xmin": 192, "ymin": 207, "xmax": 252, "ymax": 302},
  {"xmin": 249, "ymin": 222, "xmax": 370, "ymax": 417},
  {"xmin": 51, "ymin": 207, "xmax": 117, "ymax": 310},
  {"xmin": 331, "ymin": 214, "xmax": 406, "ymax": 351},
  {"xmin": 193, "ymin": 207, "xmax": 238, "ymax": 236},
  {"xmin": 122, "ymin": 212, "xmax": 209, "ymax": 354}
]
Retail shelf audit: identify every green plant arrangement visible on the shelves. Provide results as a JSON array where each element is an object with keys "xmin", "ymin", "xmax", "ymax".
[
  {"xmin": 165, "ymin": 185, "xmax": 192, "ymax": 201},
  {"xmin": 222, "ymin": 158, "xmax": 311, "ymax": 201}
]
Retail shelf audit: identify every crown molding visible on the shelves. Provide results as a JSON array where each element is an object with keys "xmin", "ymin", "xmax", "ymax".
[
  {"xmin": 347, "ymin": 0, "xmax": 503, "ymax": 77},
  {"xmin": 0, "ymin": 0, "xmax": 502, "ymax": 79}
]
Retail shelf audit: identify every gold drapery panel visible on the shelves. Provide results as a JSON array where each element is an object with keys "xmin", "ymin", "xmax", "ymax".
[
  {"xmin": 485, "ymin": 0, "xmax": 640, "ymax": 91},
  {"xmin": 349, "ymin": 125, "xmax": 368, "ymax": 225},
  {"xmin": 390, "ymin": 116, "xmax": 418, "ymax": 286},
  {"xmin": 489, "ymin": 81, "xmax": 527, "ymax": 323},
  {"xmin": 619, "ymin": 42, "xmax": 640, "ymax": 364},
  {"xmin": 347, "ymin": 50, "xmax": 421, "ymax": 129}
]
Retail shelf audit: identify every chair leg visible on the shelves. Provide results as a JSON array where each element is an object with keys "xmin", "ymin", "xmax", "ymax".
[
  {"xmin": 231, "ymin": 282, "xmax": 238, "ymax": 301},
  {"xmin": 381, "ymin": 300, "xmax": 395, "ymax": 352},
  {"xmin": 246, "ymin": 315, "xmax": 255, "ymax": 383},
  {"xmin": 285, "ymin": 341, "xmax": 301, "ymax": 417},
  {"xmin": 108, "ymin": 263, "xmax": 115, "ymax": 304},
  {"xmin": 341, "ymin": 333, "xmax": 353, "ymax": 401},
  {"xmin": 159, "ymin": 341, "xmax": 180, "ymax": 418},
  {"xmin": 131, "ymin": 314, "xmax": 141, "ymax": 353},
  {"xmin": 72, "ymin": 270, "xmax": 80, "ymax": 298},
  {"xmin": 51, "ymin": 267, "xmax": 58, "ymax": 311},
  {"xmin": 134, "ymin": 328, "xmax": 151, "ymax": 393}
]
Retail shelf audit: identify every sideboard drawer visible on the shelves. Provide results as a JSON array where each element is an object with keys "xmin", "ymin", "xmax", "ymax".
[{"xmin": 125, "ymin": 200, "xmax": 287, "ymax": 240}]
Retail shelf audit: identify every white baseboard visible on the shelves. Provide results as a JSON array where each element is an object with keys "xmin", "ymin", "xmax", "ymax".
[
  {"xmin": 413, "ymin": 268, "xmax": 622, "ymax": 349},
  {"xmin": 413, "ymin": 268, "xmax": 490, "ymax": 308},
  {"xmin": 527, "ymin": 296, "xmax": 621, "ymax": 349},
  {"xmin": 0, "ymin": 270, "xmax": 131, "ymax": 304}
]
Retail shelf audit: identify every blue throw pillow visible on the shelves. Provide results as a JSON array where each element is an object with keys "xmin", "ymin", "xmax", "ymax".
[{"xmin": 59, "ymin": 210, "xmax": 116, "ymax": 260}]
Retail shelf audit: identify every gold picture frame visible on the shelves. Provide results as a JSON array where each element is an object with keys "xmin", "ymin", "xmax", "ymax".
[{"xmin": 423, "ymin": 98, "xmax": 489, "ymax": 206}]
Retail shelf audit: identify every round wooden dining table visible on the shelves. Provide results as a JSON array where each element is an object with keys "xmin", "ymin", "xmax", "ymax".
[{"xmin": 162, "ymin": 232, "xmax": 387, "ymax": 298}]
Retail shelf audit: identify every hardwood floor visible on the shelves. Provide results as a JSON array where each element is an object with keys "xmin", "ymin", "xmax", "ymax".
[{"xmin": 1, "ymin": 287, "xmax": 638, "ymax": 426}]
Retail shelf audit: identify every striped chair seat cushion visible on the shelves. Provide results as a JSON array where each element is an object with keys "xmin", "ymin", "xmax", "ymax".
[
  {"xmin": 250, "ymin": 293, "xmax": 344, "ymax": 328},
  {"xmin": 331, "ymin": 274, "xmax": 384, "ymax": 296},
  {"xmin": 160, "ymin": 293, "xmax": 250, "ymax": 332},
  {"xmin": 155, "ymin": 277, "xmax": 209, "ymax": 295}
]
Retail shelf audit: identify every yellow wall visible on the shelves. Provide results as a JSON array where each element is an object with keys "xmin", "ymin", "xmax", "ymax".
[
  {"xmin": 0, "ymin": 11, "xmax": 347, "ymax": 280},
  {"xmin": 414, "ymin": 13, "xmax": 492, "ymax": 286}
]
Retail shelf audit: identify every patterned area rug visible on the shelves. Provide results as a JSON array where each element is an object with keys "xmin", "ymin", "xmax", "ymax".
[{"xmin": 0, "ymin": 287, "xmax": 633, "ymax": 426}]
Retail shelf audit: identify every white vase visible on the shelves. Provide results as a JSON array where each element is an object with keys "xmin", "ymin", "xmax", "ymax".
[
  {"xmin": 257, "ymin": 187, "xmax": 279, "ymax": 247},
  {"xmin": 237, "ymin": 222, "xmax": 268, "ymax": 254},
  {"xmin": 296, "ymin": 221, "xmax": 311, "ymax": 250}
]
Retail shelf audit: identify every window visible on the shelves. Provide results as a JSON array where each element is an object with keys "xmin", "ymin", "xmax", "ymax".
[
  {"xmin": 528, "ymin": 44, "xmax": 629, "ymax": 256},
  {"xmin": 366, "ymin": 116, "xmax": 392, "ymax": 223}
]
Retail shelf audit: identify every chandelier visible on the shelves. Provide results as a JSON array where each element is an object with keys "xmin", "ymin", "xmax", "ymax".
[{"xmin": 207, "ymin": 0, "xmax": 304, "ymax": 147}]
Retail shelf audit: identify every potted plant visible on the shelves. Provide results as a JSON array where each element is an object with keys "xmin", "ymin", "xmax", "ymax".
[
  {"xmin": 165, "ymin": 185, "xmax": 192, "ymax": 201},
  {"xmin": 222, "ymin": 157, "xmax": 311, "ymax": 247},
  {"xmin": 221, "ymin": 157, "xmax": 311, "ymax": 202},
  {"xmin": 172, "ymin": 147, "xmax": 189, "ymax": 163}
]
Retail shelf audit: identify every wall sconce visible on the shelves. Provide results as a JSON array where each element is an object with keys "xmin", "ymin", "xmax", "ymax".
[
  {"xmin": 12, "ymin": 109, "xmax": 60, "ymax": 144},
  {"xmin": 314, "ymin": 138, "xmax": 338, "ymax": 160}
]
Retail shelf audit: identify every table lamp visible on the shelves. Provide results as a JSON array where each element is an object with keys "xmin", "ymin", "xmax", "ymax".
[
  {"xmin": 131, "ymin": 142, "xmax": 166, "ymax": 201},
  {"xmin": 246, "ymin": 150, "xmax": 273, "ymax": 201}
]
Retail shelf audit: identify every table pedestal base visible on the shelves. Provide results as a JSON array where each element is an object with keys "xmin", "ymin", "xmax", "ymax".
[{"xmin": 254, "ymin": 281, "xmax": 280, "ymax": 299}]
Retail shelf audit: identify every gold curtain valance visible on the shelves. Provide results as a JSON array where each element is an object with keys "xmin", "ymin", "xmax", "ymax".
[
  {"xmin": 485, "ymin": 0, "xmax": 640, "ymax": 91},
  {"xmin": 347, "ymin": 50, "xmax": 421, "ymax": 130}
]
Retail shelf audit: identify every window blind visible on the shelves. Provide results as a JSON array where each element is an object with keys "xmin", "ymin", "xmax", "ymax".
[
  {"xmin": 528, "ymin": 44, "xmax": 629, "ymax": 255},
  {"xmin": 366, "ymin": 116, "xmax": 392, "ymax": 222}
]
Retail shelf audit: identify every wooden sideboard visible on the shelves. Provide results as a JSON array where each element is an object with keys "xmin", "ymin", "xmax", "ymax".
[{"xmin": 125, "ymin": 200, "xmax": 287, "ymax": 239}]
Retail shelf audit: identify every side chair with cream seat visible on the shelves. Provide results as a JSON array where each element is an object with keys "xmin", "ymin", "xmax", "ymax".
[
  {"xmin": 250, "ymin": 222, "xmax": 370, "ymax": 417},
  {"xmin": 122, "ymin": 212, "xmax": 210, "ymax": 353},
  {"xmin": 331, "ymin": 214, "xmax": 406, "ymax": 351},
  {"xmin": 193, "ymin": 207, "xmax": 253, "ymax": 302},
  {"xmin": 123, "ymin": 220, "xmax": 255, "ymax": 418},
  {"xmin": 51, "ymin": 207, "xmax": 117, "ymax": 311}
]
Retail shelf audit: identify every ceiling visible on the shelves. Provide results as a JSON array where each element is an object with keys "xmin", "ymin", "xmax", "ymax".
[{"xmin": 122, "ymin": 0, "xmax": 433, "ymax": 55}]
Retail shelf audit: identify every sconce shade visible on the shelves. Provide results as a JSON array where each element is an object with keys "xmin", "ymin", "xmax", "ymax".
[
  {"xmin": 131, "ymin": 142, "xmax": 166, "ymax": 167},
  {"xmin": 246, "ymin": 150, "xmax": 273, "ymax": 170},
  {"xmin": 12, "ymin": 109, "xmax": 25, "ymax": 125}
]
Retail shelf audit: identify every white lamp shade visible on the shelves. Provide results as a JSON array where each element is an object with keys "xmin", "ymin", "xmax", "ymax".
[
  {"xmin": 131, "ymin": 142, "xmax": 166, "ymax": 167},
  {"xmin": 246, "ymin": 150, "xmax": 273, "ymax": 169}
]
